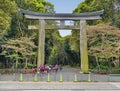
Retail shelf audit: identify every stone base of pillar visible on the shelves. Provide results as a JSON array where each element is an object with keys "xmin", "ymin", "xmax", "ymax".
[{"xmin": 80, "ymin": 69, "xmax": 89, "ymax": 73}]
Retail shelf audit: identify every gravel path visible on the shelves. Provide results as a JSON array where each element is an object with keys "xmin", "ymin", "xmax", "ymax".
[
  {"xmin": 0, "ymin": 81, "xmax": 120, "ymax": 90},
  {"xmin": 0, "ymin": 67, "xmax": 119, "ymax": 82}
]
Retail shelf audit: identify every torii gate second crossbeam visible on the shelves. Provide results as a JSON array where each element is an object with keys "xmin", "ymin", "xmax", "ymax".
[{"xmin": 20, "ymin": 9, "xmax": 104, "ymax": 73}]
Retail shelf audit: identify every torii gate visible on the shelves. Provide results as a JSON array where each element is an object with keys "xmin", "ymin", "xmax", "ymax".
[{"xmin": 20, "ymin": 9, "xmax": 103, "ymax": 73}]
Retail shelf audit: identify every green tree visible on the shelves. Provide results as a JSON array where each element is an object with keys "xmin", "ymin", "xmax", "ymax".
[
  {"xmin": 87, "ymin": 23, "xmax": 120, "ymax": 70},
  {"xmin": 1, "ymin": 37, "xmax": 37, "ymax": 68},
  {"xmin": 73, "ymin": 0, "xmax": 115, "ymax": 22},
  {"xmin": 112, "ymin": 0, "xmax": 120, "ymax": 28},
  {"xmin": 0, "ymin": 0, "xmax": 17, "ymax": 38},
  {"xmin": 2, "ymin": 0, "xmax": 55, "ymax": 68}
]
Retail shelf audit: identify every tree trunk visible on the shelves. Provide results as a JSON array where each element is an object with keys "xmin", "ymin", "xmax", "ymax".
[
  {"xmin": 33, "ymin": 57, "xmax": 37, "ymax": 66},
  {"xmin": 15, "ymin": 59, "xmax": 18, "ymax": 69},
  {"xmin": 118, "ymin": 49, "xmax": 120, "ymax": 67},
  {"xmin": 95, "ymin": 56, "xmax": 100, "ymax": 72},
  {"xmin": 25, "ymin": 58, "xmax": 28, "ymax": 68}
]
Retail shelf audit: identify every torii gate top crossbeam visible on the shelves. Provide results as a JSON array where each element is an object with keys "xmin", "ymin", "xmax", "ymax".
[{"xmin": 19, "ymin": 8, "xmax": 104, "ymax": 20}]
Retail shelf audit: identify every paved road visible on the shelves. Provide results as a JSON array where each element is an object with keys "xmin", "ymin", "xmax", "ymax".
[{"xmin": 0, "ymin": 81, "xmax": 120, "ymax": 91}]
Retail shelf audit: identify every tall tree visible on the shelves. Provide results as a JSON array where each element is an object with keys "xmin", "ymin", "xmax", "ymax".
[
  {"xmin": 1, "ymin": 0, "xmax": 55, "ymax": 68},
  {"xmin": 0, "ymin": 0, "xmax": 17, "ymax": 38},
  {"xmin": 112, "ymin": 0, "xmax": 120, "ymax": 28},
  {"xmin": 87, "ymin": 23, "xmax": 120, "ymax": 70},
  {"xmin": 73, "ymin": 0, "xmax": 115, "ymax": 22},
  {"xmin": 1, "ymin": 37, "xmax": 37, "ymax": 68}
]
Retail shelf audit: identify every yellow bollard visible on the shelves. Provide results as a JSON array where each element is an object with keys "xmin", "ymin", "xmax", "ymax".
[
  {"xmin": 47, "ymin": 73, "xmax": 51, "ymax": 82},
  {"xmin": 34, "ymin": 74, "xmax": 38, "ymax": 82},
  {"xmin": 19, "ymin": 73, "xmax": 24, "ymax": 82},
  {"xmin": 73, "ymin": 74, "xmax": 78, "ymax": 82},
  {"xmin": 88, "ymin": 72, "xmax": 92, "ymax": 82},
  {"xmin": 59, "ymin": 74, "xmax": 63, "ymax": 82}
]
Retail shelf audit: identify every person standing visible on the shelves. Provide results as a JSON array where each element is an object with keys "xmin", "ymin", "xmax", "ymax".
[{"xmin": 55, "ymin": 64, "xmax": 59, "ymax": 73}]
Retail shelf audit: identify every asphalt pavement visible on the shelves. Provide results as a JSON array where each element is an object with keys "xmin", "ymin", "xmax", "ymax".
[{"xmin": 0, "ymin": 81, "xmax": 120, "ymax": 91}]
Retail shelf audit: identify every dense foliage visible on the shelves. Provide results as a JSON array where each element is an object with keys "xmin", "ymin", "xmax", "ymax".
[
  {"xmin": 71, "ymin": 0, "xmax": 120, "ymax": 71},
  {"xmin": 0, "ymin": 0, "xmax": 119, "ymax": 73}
]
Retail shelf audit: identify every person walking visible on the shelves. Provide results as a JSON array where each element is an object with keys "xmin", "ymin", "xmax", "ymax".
[{"xmin": 55, "ymin": 64, "xmax": 59, "ymax": 73}]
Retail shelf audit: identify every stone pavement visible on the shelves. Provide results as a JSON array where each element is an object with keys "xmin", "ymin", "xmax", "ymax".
[{"xmin": 0, "ymin": 81, "xmax": 120, "ymax": 91}]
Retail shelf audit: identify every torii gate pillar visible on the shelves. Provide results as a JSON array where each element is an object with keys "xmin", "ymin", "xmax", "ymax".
[
  {"xmin": 80, "ymin": 20, "xmax": 89, "ymax": 73},
  {"xmin": 37, "ymin": 20, "xmax": 45, "ymax": 69}
]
